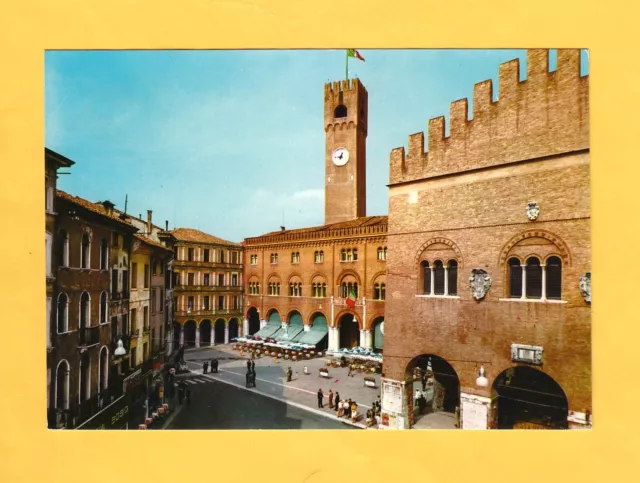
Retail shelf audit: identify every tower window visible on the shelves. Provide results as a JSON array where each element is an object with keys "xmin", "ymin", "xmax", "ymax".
[{"xmin": 334, "ymin": 105, "xmax": 347, "ymax": 118}]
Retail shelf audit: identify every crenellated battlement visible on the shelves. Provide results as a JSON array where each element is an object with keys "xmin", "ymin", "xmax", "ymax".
[
  {"xmin": 389, "ymin": 49, "xmax": 589, "ymax": 185},
  {"xmin": 324, "ymin": 77, "xmax": 366, "ymax": 95}
]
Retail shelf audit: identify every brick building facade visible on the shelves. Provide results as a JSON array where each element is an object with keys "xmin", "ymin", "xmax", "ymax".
[{"xmin": 382, "ymin": 49, "xmax": 591, "ymax": 430}]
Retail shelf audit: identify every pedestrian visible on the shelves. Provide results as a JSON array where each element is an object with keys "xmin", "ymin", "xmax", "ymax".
[
  {"xmin": 203, "ymin": 361, "xmax": 209, "ymax": 374},
  {"xmin": 212, "ymin": 358, "xmax": 218, "ymax": 373},
  {"xmin": 247, "ymin": 360, "xmax": 252, "ymax": 372},
  {"xmin": 421, "ymin": 373, "xmax": 427, "ymax": 391},
  {"xmin": 317, "ymin": 389, "xmax": 324, "ymax": 408},
  {"xmin": 246, "ymin": 371, "xmax": 251, "ymax": 388},
  {"xmin": 251, "ymin": 360, "xmax": 256, "ymax": 374},
  {"xmin": 250, "ymin": 371, "xmax": 256, "ymax": 388},
  {"xmin": 328, "ymin": 389, "xmax": 334, "ymax": 409},
  {"xmin": 286, "ymin": 366, "xmax": 293, "ymax": 382},
  {"xmin": 351, "ymin": 400, "xmax": 358, "ymax": 423},
  {"xmin": 334, "ymin": 392, "xmax": 340, "ymax": 411},
  {"xmin": 347, "ymin": 365, "xmax": 353, "ymax": 377}
]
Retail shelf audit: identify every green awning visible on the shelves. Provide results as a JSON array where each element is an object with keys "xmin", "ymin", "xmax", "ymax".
[
  {"xmin": 298, "ymin": 325, "xmax": 328, "ymax": 346},
  {"xmin": 272, "ymin": 326, "xmax": 304, "ymax": 342},
  {"xmin": 253, "ymin": 320, "xmax": 281, "ymax": 338}
]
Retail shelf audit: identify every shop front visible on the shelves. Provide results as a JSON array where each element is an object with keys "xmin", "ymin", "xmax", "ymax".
[{"xmin": 74, "ymin": 394, "xmax": 131, "ymax": 430}]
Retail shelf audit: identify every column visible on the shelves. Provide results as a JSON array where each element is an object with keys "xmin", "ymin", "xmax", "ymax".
[
  {"xmin": 444, "ymin": 267, "xmax": 449, "ymax": 295},
  {"xmin": 243, "ymin": 318, "xmax": 249, "ymax": 336},
  {"xmin": 260, "ymin": 319, "xmax": 267, "ymax": 329},
  {"xmin": 224, "ymin": 324, "xmax": 229, "ymax": 344},
  {"xmin": 330, "ymin": 296, "xmax": 335, "ymax": 327},
  {"xmin": 303, "ymin": 324, "xmax": 311, "ymax": 332},
  {"xmin": 364, "ymin": 330, "xmax": 372, "ymax": 349},
  {"xmin": 195, "ymin": 325, "xmax": 200, "ymax": 348},
  {"xmin": 521, "ymin": 265, "xmax": 527, "ymax": 300},
  {"xmin": 362, "ymin": 297, "xmax": 367, "ymax": 331},
  {"xmin": 430, "ymin": 268, "xmax": 435, "ymax": 296},
  {"xmin": 541, "ymin": 264, "xmax": 547, "ymax": 301},
  {"xmin": 210, "ymin": 325, "xmax": 215, "ymax": 346},
  {"xmin": 179, "ymin": 326, "xmax": 184, "ymax": 346},
  {"xmin": 359, "ymin": 329, "xmax": 366, "ymax": 348}
]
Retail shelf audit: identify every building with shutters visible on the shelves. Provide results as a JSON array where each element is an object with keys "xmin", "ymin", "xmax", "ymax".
[{"xmin": 157, "ymin": 228, "xmax": 244, "ymax": 348}]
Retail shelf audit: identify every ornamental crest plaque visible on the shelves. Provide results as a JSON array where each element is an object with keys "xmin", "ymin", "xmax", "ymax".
[
  {"xmin": 526, "ymin": 201, "xmax": 540, "ymax": 221},
  {"xmin": 579, "ymin": 272, "xmax": 591, "ymax": 303},
  {"xmin": 469, "ymin": 269, "xmax": 492, "ymax": 300}
]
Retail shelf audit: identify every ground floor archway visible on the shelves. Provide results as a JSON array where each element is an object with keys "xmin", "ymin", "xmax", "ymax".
[
  {"xmin": 228, "ymin": 318, "xmax": 239, "ymax": 340},
  {"xmin": 491, "ymin": 366, "xmax": 568, "ymax": 429},
  {"xmin": 371, "ymin": 316, "xmax": 384, "ymax": 353},
  {"xmin": 247, "ymin": 307, "xmax": 260, "ymax": 335},
  {"xmin": 200, "ymin": 319, "xmax": 212, "ymax": 346},
  {"xmin": 214, "ymin": 318, "xmax": 226, "ymax": 344},
  {"xmin": 338, "ymin": 313, "xmax": 360, "ymax": 349},
  {"xmin": 406, "ymin": 354, "xmax": 460, "ymax": 414},
  {"xmin": 309, "ymin": 312, "xmax": 328, "ymax": 350},
  {"xmin": 183, "ymin": 320, "xmax": 197, "ymax": 347},
  {"xmin": 267, "ymin": 309, "xmax": 281, "ymax": 323}
]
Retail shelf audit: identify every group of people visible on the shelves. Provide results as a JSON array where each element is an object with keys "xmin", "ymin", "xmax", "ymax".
[
  {"xmin": 202, "ymin": 358, "xmax": 219, "ymax": 374},
  {"xmin": 313, "ymin": 389, "xmax": 362, "ymax": 424},
  {"xmin": 246, "ymin": 359, "xmax": 257, "ymax": 388},
  {"xmin": 365, "ymin": 397, "xmax": 382, "ymax": 427}
]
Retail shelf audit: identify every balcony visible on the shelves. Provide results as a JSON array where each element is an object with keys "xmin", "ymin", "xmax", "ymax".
[
  {"xmin": 143, "ymin": 325, "xmax": 151, "ymax": 335},
  {"xmin": 78, "ymin": 326, "xmax": 101, "ymax": 348}
]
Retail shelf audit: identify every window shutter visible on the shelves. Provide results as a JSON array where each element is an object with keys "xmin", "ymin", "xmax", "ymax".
[
  {"xmin": 526, "ymin": 260, "xmax": 542, "ymax": 299},
  {"xmin": 546, "ymin": 258, "xmax": 562, "ymax": 299},
  {"xmin": 509, "ymin": 259, "xmax": 522, "ymax": 298},
  {"xmin": 448, "ymin": 262, "xmax": 458, "ymax": 295},
  {"xmin": 434, "ymin": 262, "xmax": 445, "ymax": 295}
]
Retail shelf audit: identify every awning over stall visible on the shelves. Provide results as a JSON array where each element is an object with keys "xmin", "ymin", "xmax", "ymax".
[
  {"xmin": 253, "ymin": 317, "xmax": 281, "ymax": 339},
  {"xmin": 298, "ymin": 315, "xmax": 328, "ymax": 346}
]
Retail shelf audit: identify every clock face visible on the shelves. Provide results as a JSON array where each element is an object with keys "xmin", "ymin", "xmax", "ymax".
[{"xmin": 332, "ymin": 147, "xmax": 350, "ymax": 166}]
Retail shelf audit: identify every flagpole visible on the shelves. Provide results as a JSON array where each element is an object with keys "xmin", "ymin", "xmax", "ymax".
[{"xmin": 346, "ymin": 49, "xmax": 349, "ymax": 80}]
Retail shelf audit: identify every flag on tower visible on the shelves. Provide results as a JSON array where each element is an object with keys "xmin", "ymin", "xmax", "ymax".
[
  {"xmin": 347, "ymin": 49, "xmax": 365, "ymax": 62},
  {"xmin": 345, "ymin": 289, "xmax": 357, "ymax": 308}
]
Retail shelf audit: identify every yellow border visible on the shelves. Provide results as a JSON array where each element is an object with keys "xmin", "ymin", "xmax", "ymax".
[{"xmin": 0, "ymin": 0, "xmax": 637, "ymax": 481}]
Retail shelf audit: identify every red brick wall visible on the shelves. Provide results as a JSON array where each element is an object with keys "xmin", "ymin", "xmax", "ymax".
[{"xmin": 244, "ymin": 233, "xmax": 387, "ymax": 329}]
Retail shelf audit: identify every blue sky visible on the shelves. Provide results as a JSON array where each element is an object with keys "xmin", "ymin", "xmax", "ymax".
[{"xmin": 45, "ymin": 49, "xmax": 589, "ymax": 242}]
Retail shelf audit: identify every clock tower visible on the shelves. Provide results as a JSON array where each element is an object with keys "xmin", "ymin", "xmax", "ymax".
[{"xmin": 324, "ymin": 78, "xmax": 368, "ymax": 225}]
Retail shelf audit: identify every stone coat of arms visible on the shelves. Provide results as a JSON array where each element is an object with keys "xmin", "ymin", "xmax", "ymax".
[
  {"xmin": 579, "ymin": 272, "xmax": 591, "ymax": 303},
  {"xmin": 526, "ymin": 201, "xmax": 540, "ymax": 221},
  {"xmin": 469, "ymin": 269, "xmax": 492, "ymax": 300}
]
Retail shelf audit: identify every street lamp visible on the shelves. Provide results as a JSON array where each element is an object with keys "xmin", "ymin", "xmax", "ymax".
[
  {"xmin": 114, "ymin": 338, "xmax": 127, "ymax": 356},
  {"xmin": 476, "ymin": 366, "xmax": 488, "ymax": 387}
]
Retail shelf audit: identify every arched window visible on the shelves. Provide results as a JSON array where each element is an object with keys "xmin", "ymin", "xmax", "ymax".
[
  {"xmin": 322, "ymin": 283, "xmax": 327, "ymax": 297},
  {"xmin": 341, "ymin": 282, "xmax": 358, "ymax": 298},
  {"xmin": 447, "ymin": 260, "xmax": 458, "ymax": 296},
  {"xmin": 334, "ymin": 105, "xmax": 347, "ymax": 118},
  {"xmin": 434, "ymin": 260, "xmax": 445, "ymax": 295},
  {"xmin": 80, "ymin": 292, "xmax": 90, "ymax": 329},
  {"xmin": 57, "ymin": 293, "xmax": 68, "ymax": 333},
  {"xmin": 100, "ymin": 239, "xmax": 108, "ymax": 270},
  {"xmin": 384, "ymin": 247, "xmax": 387, "ymax": 259},
  {"xmin": 352, "ymin": 249, "xmax": 358, "ymax": 261},
  {"xmin": 526, "ymin": 257, "xmax": 542, "ymax": 299},
  {"xmin": 58, "ymin": 230, "xmax": 69, "ymax": 267},
  {"xmin": 312, "ymin": 283, "xmax": 317, "ymax": 297},
  {"xmin": 99, "ymin": 292, "xmax": 107, "ymax": 324},
  {"xmin": 289, "ymin": 283, "xmax": 294, "ymax": 296},
  {"xmin": 508, "ymin": 258, "xmax": 522, "ymax": 298},
  {"xmin": 421, "ymin": 261, "xmax": 431, "ymax": 295},
  {"xmin": 374, "ymin": 283, "xmax": 381, "ymax": 300},
  {"xmin": 546, "ymin": 256, "xmax": 562, "ymax": 300},
  {"xmin": 81, "ymin": 233, "xmax": 91, "ymax": 269},
  {"xmin": 55, "ymin": 360, "xmax": 70, "ymax": 410},
  {"xmin": 381, "ymin": 283, "xmax": 386, "ymax": 301},
  {"xmin": 341, "ymin": 249, "xmax": 347, "ymax": 262}
]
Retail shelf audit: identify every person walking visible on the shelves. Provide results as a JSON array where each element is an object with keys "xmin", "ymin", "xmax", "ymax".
[
  {"xmin": 286, "ymin": 366, "xmax": 293, "ymax": 382},
  {"xmin": 251, "ymin": 360, "xmax": 256, "ymax": 374},
  {"xmin": 247, "ymin": 360, "xmax": 252, "ymax": 372},
  {"xmin": 328, "ymin": 389, "xmax": 334, "ymax": 409},
  {"xmin": 212, "ymin": 358, "xmax": 218, "ymax": 373},
  {"xmin": 250, "ymin": 371, "xmax": 256, "ymax": 388},
  {"xmin": 334, "ymin": 392, "xmax": 340, "ymax": 411},
  {"xmin": 317, "ymin": 389, "xmax": 324, "ymax": 408},
  {"xmin": 203, "ymin": 361, "xmax": 209, "ymax": 374}
]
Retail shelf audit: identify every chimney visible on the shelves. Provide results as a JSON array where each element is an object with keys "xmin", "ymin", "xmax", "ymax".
[
  {"xmin": 165, "ymin": 220, "xmax": 169, "ymax": 231},
  {"xmin": 101, "ymin": 200, "xmax": 115, "ymax": 216},
  {"xmin": 280, "ymin": 225, "xmax": 286, "ymax": 232},
  {"xmin": 147, "ymin": 210, "xmax": 153, "ymax": 234}
]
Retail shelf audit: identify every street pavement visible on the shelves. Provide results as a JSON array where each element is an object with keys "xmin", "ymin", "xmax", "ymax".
[
  {"xmin": 166, "ymin": 373, "xmax": 358, "ymax": 430},
  {"xmin": 177, "ymin": 344, "xmax": 382, "ymax": 429}
]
